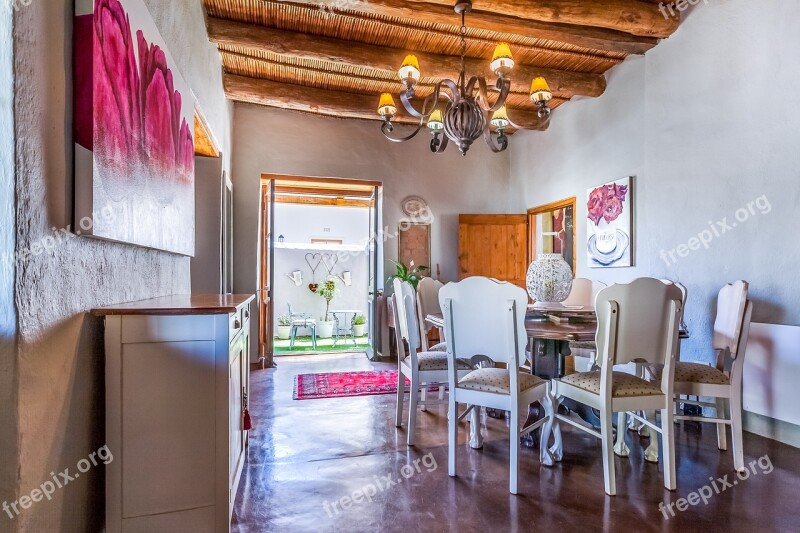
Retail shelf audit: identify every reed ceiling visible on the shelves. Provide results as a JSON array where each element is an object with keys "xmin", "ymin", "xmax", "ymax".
[{"xmin": 203, "ymin": 0, "xmax": 679, "ymax": 129}]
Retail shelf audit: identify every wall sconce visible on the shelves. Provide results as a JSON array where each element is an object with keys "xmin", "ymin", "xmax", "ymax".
[
  {"xmin": 286, "ymin": 270, "xmax": 302, "ymax": 287},
  {"xmin": 278, "ymin": 235, "xmax": 285, "ymax": 243}
]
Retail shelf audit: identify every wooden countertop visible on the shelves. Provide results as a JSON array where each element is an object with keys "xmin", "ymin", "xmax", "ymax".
[{"xmin": 91, "ymin": 294, "xmax": 256, "ymax": 316}]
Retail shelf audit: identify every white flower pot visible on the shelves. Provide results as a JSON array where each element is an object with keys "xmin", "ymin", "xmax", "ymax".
[
  {"xmin": 354, "ymin": 324, "xmax": 367, "ymax": 337},
  {"xmin": 317, "ymin": 321, "xmax": 334, "ymax": 339},
  {"xmin": 276, "ymin": 325, "xmax": 292, "ymax": 340}
]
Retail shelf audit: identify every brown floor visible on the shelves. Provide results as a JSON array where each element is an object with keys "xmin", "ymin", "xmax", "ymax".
[{"xmin": 233, "ymin": 353, "xmax": 800, "ymax": 533}]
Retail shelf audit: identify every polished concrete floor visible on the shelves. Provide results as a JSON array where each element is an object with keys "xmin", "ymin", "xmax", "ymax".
[{"xmin": 233, "ymin": 353, "xmax": 800, "ymax": 533}]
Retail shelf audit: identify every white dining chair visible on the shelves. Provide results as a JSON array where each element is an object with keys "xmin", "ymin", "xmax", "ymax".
[
  {"xmin": 440, "ymin": 276, "xmax": 556, "ymax": 495},
  {"xmin": 393, "ymin": 279, "xmax": 471, "ymax": 447},
  {"xmin": 615, "ymin": 279, "xmax": 689, "ymax": 459},
  {"xmin": 563, "ymin": 279, "xmax": 607, "ymax": 370},
  {"xmin": 546, "ymin": 278, "xmax": 683, "ymax": 496},
  {"xmin": 563, "ymin": 278, "xmax": 607, "ymax": 307},
  {"xmin": 664, "ymin": 281, "xmax": 752, "ymax": 472},
  {"xmin": 416, "ymin": 277, "xmax": 446, "ymax": 351}
]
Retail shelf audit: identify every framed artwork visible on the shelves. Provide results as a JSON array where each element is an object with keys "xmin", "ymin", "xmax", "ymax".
[
  {"xmin": 73, "ymin": 0, "xmax": 195, "ymax": 256},
  {"xmin": 587, "ymin": 177, "xmax": 633, "ymax": 268},
  {"xmin": 528, "ymin": 197, "xmax": 576, "ymax": 275},
  {"xmin": 398, "ymin": 223, "xmax": 431, "ymax": 273}
]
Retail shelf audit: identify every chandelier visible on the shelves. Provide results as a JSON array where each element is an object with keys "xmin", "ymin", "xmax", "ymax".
[{"xmin": 377, "ymin": 0, "xmax": 553, "ymax": 155}]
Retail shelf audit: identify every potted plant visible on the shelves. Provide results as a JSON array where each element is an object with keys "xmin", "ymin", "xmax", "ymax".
[
  {"xmin": 276, "ymin": 314, "xmax": 292, "ymax": 340},
  {"xmin": 353, "ymin": 314, "xmax": 367, "ymax": 337},
  {"xmin": 386, "ymin": 259, "xmax": 429, "ymax": 290},
  {"xmin": 317, "ymin": 277, "xmax": 338, "ymax": 338}
]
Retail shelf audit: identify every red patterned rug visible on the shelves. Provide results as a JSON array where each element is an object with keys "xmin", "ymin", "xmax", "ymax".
[{"xmin": 293, "ymin": 370, "xmax": 442, "ymax": 400}]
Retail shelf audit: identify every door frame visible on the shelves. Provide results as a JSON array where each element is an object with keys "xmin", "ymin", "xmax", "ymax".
[
  {"xmin": 527, "ymin": 197, "xmax": 577, "ymax": 274},
  {"xmin": 259, "ymin": 174, "xmax": 383, "ymax": 360}
]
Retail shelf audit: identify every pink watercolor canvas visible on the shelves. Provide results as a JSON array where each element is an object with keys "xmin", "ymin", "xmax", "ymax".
[{"xmin": 74, "ymin": 0, "xmax": 195, "ymax": 256}]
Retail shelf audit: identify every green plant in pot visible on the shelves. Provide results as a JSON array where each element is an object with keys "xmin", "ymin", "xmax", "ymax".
[
  {"xmin": 317, "ymin": 278, "xmax": 338, "ymax": 339},
  {"xmin": 386, "ymin": 260, "xmax": 429, "ymax": 290},
  {"xmin": 276, "ymin": 314, "xmax": 292, "ymax": 340},
  {"xmin": 353, "ymin": 314, "xmax": 368, "ymax": 338}
]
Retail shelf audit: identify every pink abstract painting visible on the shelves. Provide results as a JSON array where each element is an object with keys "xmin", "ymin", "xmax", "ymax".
[{"xmin": 74, "ymin": 0, "xmax": 195, "ymax": 256}]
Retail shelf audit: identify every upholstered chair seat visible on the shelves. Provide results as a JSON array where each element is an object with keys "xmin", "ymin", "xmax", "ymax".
[{"xmin": 458, "ymin": 368, "xmax": 545, "ymax": 395}]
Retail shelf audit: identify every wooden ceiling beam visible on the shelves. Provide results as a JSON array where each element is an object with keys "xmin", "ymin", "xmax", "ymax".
[
  {"xmin": 274, "ymin": 0, "xmax": 658, "ymax": 55},
  {"xmin": 415, "ymin": 0, "xmax": 679, "ymax": 38},
  {"xmin": 208, "ymin": 17, "xmax": 606, "ymax": 99},
  {"xmin": 223, "ymin": 74, "xmax": 550, "ymax": 131}
]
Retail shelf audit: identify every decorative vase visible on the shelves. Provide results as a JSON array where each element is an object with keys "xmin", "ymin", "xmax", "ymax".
[{"xmin": 526, "ymin": 253, "xmax": 573, "ymax": 308}]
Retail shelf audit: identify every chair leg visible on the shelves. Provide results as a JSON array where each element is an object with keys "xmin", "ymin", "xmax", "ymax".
[
  {"xmin": 614, "ymin": 411, "xmax": 630, "ymax": 457},
  {"xmin": 311, "ymin": 326, "xmax": 317, "ymax": 350},
  {"xmin": 661, "ymin": 406, "xmax": 677, "ymax": 491},
  {"xmin": 408, "ymin": 379, "xmax": 418, "ymax": 446},
  {"xmin": 395, "ymin": 370, "xmax": 404, "ymax": 428},
  {"xmin": 448, "ymin": 395, "xmax": 457, "ymax": 477},
  {"xmin": 509, "ymin": 404, "xmax": 520, "ymax": 495},
  {"xmin": 600, "ymin": 406, "xmax": 616, "ymax": 496},
  {"xmin": 715, "ymin": 397, "xmax": 728, "ymax": 451},
  {"xmin": 420, "ymin": 386, "xmax": 427, "ymax": 412},
  {"xmin": 730, "ymin": 394, "xmax": 745, "ymax": 472},
  {"xmin": 289, "ymin": 326, "xmax": 297, "ymax": 349}
]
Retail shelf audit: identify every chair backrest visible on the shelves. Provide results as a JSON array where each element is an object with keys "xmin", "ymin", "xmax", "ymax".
[
  {"xmin": 416, "ymin": 277, "xmax": 444, "ymax": 335},
  {"xmin": 393, "ymin": 279, "xmax": 422, "ymax": 363},
  {"xmin": 287, "ymin": 302, "xmax": 294, "ymax": 316},
  {"xmin": 595, "ymin": 278, "xmax": 682, "ymax": 386},
  {"xmin": 713, "ymin": 280, "xmax": 750, "ymax": 359},
  {"xmin": 439, "ymin": 277, "xmax": 528, "ymax": 386},
  {"xmin": 659, "ymin": 279, "xmax": 689, "ymax": 326},
  {"xmin": 728, "ymin": 300, "xmax": 753, "ymax": 387},
  {"xmin": 563, "ymin": 278, "xmax": 607, "ymax": 307}
]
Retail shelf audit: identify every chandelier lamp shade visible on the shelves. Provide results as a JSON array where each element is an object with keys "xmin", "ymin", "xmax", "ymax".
[{"xmin": 377, "ymin": 0, "xmax": 553, "ymax": 155}]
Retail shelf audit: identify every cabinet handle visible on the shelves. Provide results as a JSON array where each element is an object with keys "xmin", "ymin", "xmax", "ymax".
[{"xmin": 234, "ymin": 318, "xmax": 242, "ymax": 329}]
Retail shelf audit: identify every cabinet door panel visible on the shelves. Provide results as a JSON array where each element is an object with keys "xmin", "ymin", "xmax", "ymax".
[{"xmin": 121, "ymin": 341, "xmax": 216, "ymax": 518}]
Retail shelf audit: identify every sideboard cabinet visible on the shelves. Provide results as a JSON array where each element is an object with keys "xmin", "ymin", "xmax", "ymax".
[{"xmin": 93, "ymin": 294, "xmax": 255, "ymax": 533}]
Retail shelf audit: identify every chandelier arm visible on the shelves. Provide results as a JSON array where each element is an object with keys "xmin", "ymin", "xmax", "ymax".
[
  {"xmin": 381, "ymin": 120, "xmax": 425, "ymax": 143},
  {"xmin": 399, "ymin": 80, "xmax": 458, "ymax": 119},
  {"xmin": 506, "ymin": 107, "xmax": 552, "ymax": 131},
  {"xmin": 474, "ymin": 77, "xmax": 511, "ymax": 113},
  {"xmin": 482, "ymin": 121, "xmax": 508, "ymax": 154},
  {"xmin": 431, "ymin": 133, "xmax": 449, "ymax": 154}
]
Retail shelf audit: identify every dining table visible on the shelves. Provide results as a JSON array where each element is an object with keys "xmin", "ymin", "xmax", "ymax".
[{"xmin": 425, "ymin": 307, "xmax": 689, "ymax": 454}]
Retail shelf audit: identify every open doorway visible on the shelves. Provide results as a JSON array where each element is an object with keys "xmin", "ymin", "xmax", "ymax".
[{"xmin": 259, "ymin": 176, "xmax": 382, "ymax": 363}]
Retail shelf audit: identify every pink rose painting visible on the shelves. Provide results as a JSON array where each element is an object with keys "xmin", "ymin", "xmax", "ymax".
[
  {"xmin": 74, "ymin": 0, "xmax": 195, "ymax": 256},
  {"xmin": 586, "ymin": 177, "xmax": 633, "ymax": 268}
]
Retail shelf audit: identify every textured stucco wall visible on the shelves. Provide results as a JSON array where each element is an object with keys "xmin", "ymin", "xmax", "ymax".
[
  {"xmin": 1, "ymin": 4, "xmax": 18, "ymax": 529},
  {"xmin": 11, "ymin": 0, "xmax": 231, "ymax": 530},
  {"xmin": 231, "ymin": 103, "xmax": 514, "ymax": 361},
  {"xmin": 508, "ymin": 0, "xmax": 800, "ymax": 443}
]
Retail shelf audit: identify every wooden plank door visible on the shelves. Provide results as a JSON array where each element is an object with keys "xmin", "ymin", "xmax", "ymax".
[{"xmin": 458, "ymin": 214, "xmax": 528, "ymax": 289}]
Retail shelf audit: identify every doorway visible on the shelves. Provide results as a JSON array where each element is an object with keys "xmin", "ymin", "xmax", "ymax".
[{"xmin": 259, "ymin": 176, "xmax": 383, "ymax": 364}]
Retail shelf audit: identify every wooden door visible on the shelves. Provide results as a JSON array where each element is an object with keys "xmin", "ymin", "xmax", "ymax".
[
  {"xmin": 458, "ymin": 214, "xmax": 528, "ymax": 288},
  {"xmin": 258, "ymin": 181, "xmax": 275, "ymax": 367}
]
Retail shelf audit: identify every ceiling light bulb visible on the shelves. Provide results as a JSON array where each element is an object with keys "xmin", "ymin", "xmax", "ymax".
[
  {"xmin": 530, "ymin": 77, "xmax": 553, "ymax": 103},
  {"xmin": 427, "ymin": 109, "xmax": 444, "ymax": 131},
  {"xmin": 378, "ymin": 93, "xmax": 397, "ymax": 118},
  {"xmin": 491, "ymin": 43, "xmax": 515, "ymax": 77},
  {"xmin": 398, "ymin": 55, "xmax": 421, "ymax": 86},
  {"xmin": 490, "ymin": 106, "xmax": 510, "ymax": 129}
]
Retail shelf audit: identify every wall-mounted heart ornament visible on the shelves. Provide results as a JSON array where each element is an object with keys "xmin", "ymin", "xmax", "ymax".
[
  {"xmin": 322, "ymin": 254, "xmax": 339, "ymax": 276},
  {"xmin": 305, "ymin": 253, "xmax": 323, "ymax": 293}
]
